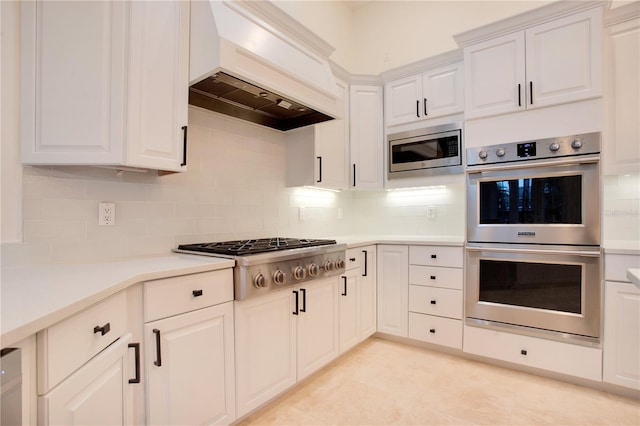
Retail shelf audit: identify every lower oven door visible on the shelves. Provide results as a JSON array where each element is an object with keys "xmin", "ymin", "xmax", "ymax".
[{"xmin": 465, "ymin": 244, "xmax": 601, "ymax": 341}]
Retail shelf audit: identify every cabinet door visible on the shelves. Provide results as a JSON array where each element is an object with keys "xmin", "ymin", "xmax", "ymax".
[
  {"xmin": 359, "ymin": 246, "xmax": 377, "ymax": 341},
  {"xmin": 235, "ymin": 291, "xmax": 296, "ymax": 418},
  {"xmin": 350, "ymin": 85, "xmax": 384, "ymax": 189},
  {"xmin": 603, "ymin": 281, "xmax": 640, "ymax": 390},
  {"xmin": 464, "ymin": 32, "xmax": 526, "ymax": 119},
  {"xmin": 422, "ymin": 62, "xmax": 464, "ymax": 119},
  {"xmin": 525, "ymin": 8, "xmax": 602, "ymax": 110},
  {"xmin": 604, "ymin": 17, "xmax": 640, "ymax": 175},
  {"xmin": 39, "ymin": 334, "xmax": 133, "ymax": 425},
  {"xmin": 339, "ymin": 271, "xmax": 360, "ymax": 354},
  {"xmin": 384, "ymin": 75, "xmax": 422, "ymax": 127},
  {"xmin": 145, "ymin": 303, "xmax": 235, "ymax": 425},
  {"xmin": 20, "ymin": 1, "xmax": 127, "ymax": 165},
  {"xmin": 315, "ymin": 79, "xmax": 350, "ymax": 189},
  {"xmin": 297, "ymin": 278, "xmax": 340, "ymax": 380},
  {"xmin": 377, "ymin": 245, "xmax": 409, "ymax": 337},
  {"xmin": 126, "ymin": 0, "xmax": 189, "ymax": 172}
]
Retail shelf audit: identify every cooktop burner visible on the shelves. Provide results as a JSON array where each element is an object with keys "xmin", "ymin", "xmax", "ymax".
[{"xmin": 177, "ymin": 237, "xmax": 337, "ymax": 256}]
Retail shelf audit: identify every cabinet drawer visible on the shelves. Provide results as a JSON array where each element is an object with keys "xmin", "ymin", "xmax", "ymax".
[
  {"xmin": 605, "ymin": 253, "xmax": 640, "ymax": 282},
  {"xmin": 345, "ymin": 248, "xmax": 363, "ymax": 271},
  {"xmin": 408, "ymin": 285, "xmax": 462, "ymax": 319},
  {"xmin": 409, "ymin": 265, "xmax": 463, "ymax": 289},
  {"xmin": 144, "ymin": 269, "xmax": 233, "ymax": 322},
  {"xmin": 463, "ymin": 325, "xmax": 602, "ymax": 381},
  {"xmin": 409, "ymin": 246, "xmax": 462, "ymax": 268},
  {"xmin": 37, "ymin": 291, "xmax": 128, "ymax": 394},
  {"xmin": 408, "ymin": 313, "xmax": 462, "ymax": 349}
]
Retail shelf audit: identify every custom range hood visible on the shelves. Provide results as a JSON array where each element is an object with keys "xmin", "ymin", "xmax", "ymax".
[{"xmin": 189, "ymin": 0, "xmax": 340, "ymax": 131}]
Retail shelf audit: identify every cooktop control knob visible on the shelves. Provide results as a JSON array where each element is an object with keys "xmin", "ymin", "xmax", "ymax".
[
  {"xmin": 323, "ymin": 260, "xmax": 334, "ymax": 272},
  {"xmin": 273, "ymin": 270, "xmax": 285, "ymax": 285},
  {"xmin": 478, "ymin": 150, "xmax": 488, "ymax": 160},
  {"xmin": 308, "ymin": 263, "xmax": 319, "ymax": 277},
  {"xmin": 293, "ymin": 266, "xmax": 306, "ymax": 280},
  {"xmin": 549, "ymin": 142, "xmax": 560, "ymax": 152},
  {"xmin": 496, "ymin": 148, "xmax": 506, "ymax": 157},
  {"xmin": 335, "ymin": 258, "xmax": 345, "ymax": 270},
  {"xmin": 253, "ymin": 273, "xmax": 267, "ymax": 288},
  {"xmin": 571, "ymin": 139, "xmax": 583, "ymax": 149}
]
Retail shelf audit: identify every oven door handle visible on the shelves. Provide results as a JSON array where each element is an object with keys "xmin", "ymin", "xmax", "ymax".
[
  {"xmin": 465, "ymin": 246, "xmax": 601, "ymax": 257},
  {"xmin": 467, "ymin": 154, "xmax": 600, "ymax": 174}
]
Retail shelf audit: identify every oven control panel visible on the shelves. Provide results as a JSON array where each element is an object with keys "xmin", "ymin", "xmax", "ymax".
[
  {"xmin": 235, "ymin": 251, "xmax": 346, "ymax": 300},
  {"xmin": 467, "ymin": 132, "xmax": 600, "ymax": 167}
]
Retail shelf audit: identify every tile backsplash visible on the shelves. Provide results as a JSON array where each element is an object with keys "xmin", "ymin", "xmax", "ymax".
[{"xmin": 8, "ymin": 107, "xmax": 465, "ymax": 265}]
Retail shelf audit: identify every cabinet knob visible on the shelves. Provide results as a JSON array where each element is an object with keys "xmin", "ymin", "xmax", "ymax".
[
  {"xmin": 521, "ymin": 349, "xmax": 528, "ymax": 356},
  {"xmin": 430, "ymin": 300, "xmax": 437, "ymax": 305},
  {"xmin": 430, "ymin": 275, "xmax": 436, "ymax": 280},
  {"xmin": 429, "ymin": 329, "xmax": 436, "ymax": 334},
  {"xmin": 430, "ymin": 254, "xmax": 437, "ymax": 259},
  {"xmin": 93, "ymin": 322, "xmax": 111, "ymax": 336},
  {"xmin": 192, "ymin": 289, "xmax": 203, "ymax": 297}
]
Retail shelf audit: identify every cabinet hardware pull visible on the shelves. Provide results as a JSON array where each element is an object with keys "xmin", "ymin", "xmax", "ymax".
[
  {"xmin": 153, "ymin": 329, "xmax": 162, "ymax": 367},
  {"xmin": 430, "ymin": 275, "xmax": 436, "ymax": 280},
  {"xmin": 300, "ymin": 288, "xmax": 307, "ymax": 312},
  {"xmin": 518, "ymin": 84, "xmax": 522, "ymax": 107},
  {"xmin": 352, "ymin": 164, "xmax": 356, "ymax": 187},
  {"xmin": 293, "ymin": 290, "xmax": 299, "ymax": 315},
  {"xmin": 424, "ymin": 98, "xmax": 428, "ymax": 116},
  {"xmin": 362, "ymin": 250, "xmax": 368, "ymax": 277},
  {"xmin": 529, "ymin": 81, "xmax": 533, "ymax": 105},
  {"xmin": 93, "ymin": 323, "xmax": 111, "ymax": 336},
  {"xmin": 342, "ymin": 276, "xmax": 348, "ymax": 296},
  {"xmin": 192, "ymin": 289, "xmax": 203, "ymax": 297},
  {"xmin": 430, "ymin": 300, "xmax": 437, "ymax": 305},
  {"xmin": 181, "ymin": 125, "xmax": 188, "ymax": 166},
  {"xmin": 317, "ymin": 156, "xmax": 322, "ymax": 183},
  {"xmin": 521, "ymin": 349, "xmax": 527, "ymax": 356},
  {"xmin": 431, "ymin": 254, "xmax": 437, "ymax": 259},
  {"xmin": 429, "ymin": 328, "xmax": 436, "ymax": 334},
  {"xmin": 349, "ymin": 257, "xmax": 356, "ymax": 262},
  {"xmin": 416, "ymin": 100, "xmax": 420, "ymax": 118},
  {"xmin": 128, "ymin": 343, "xmax": 141, "ymax": 384}
]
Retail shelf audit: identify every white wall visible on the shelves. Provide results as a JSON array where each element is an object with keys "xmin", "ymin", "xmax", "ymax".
[{"xmin": 603, "ymin": 173, "xmax": 640, "ymax": 243}]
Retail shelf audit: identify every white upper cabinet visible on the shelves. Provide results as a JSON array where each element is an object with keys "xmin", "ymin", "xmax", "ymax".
[
  {"xmin": 20, "ymin": 0, "xmax": 189, "ymax": 173},
  {"xmin": 385, "ymin": 62, "xmax": 463, "ymax": 127},
  {"xmin": 350, "ymin": 84, "xmax": 384, "ymax": 190},
  {"xmin": 286, "ymin": 78, "xmax": 349, "ymax": 189},
  {"xmin": 463, "ymin": 7, "xmax": 603, "ymax": 120},
  {"xmin": 603, "ymin": 13, "xmax": 640, "ymax": 175}
]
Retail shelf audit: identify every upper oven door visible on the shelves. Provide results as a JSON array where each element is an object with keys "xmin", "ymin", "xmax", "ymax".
[{"xmin": 467, "ymin": 159, "xmax": 600, "ymax": 246}]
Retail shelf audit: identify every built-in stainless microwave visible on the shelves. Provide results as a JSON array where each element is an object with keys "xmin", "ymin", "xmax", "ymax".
[{"xmin": 387, "ymin": 122, "xmax": 462, "ymax": 179}]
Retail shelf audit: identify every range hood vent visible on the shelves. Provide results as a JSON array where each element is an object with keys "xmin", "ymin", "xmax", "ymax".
[{"xmin": 189, "ymin": 1, "xmax": 340, "ymax": 131}]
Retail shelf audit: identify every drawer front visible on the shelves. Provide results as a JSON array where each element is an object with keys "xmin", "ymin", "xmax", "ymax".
[
  {"xmin": 345, "ymin": 248, "xmax": 363, "ymax": 271},
  {"xmin": 408, "ymin": 313, "xmax": 462, "ymax": 349},
  {"xmin": 605, "ymin": 254, "xmax": 640, "ymax": 282},
  {"xmin": 409, "ymin": 265, "xmax": 463, "ymax": 290},
  {"xmin": 38, "ymin": 291, "xmax": 128, "ymax": 393},
  {"xmin": 408, "ymin": 285, "xmax": 462, "ymax": 319},
  {"xmin": 144, "ymin": 269, "xmax": 233, "ymax": 322},
  {"xmin": 463, "ymin": 325, "xmax": 602, "ymax": 381},
  {"xmin": 409, "ymin": 246, "xmax": 463, "ymax": 268}
]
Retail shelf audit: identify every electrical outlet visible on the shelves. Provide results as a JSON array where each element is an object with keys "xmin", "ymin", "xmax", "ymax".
[
  {"xmin": 298, "ymin": 206, "xmax": 305, "ymax": 222},
  {"xmin": 427, "ymin": 206, "xmax": 436, "ymax": 219},
  {"xmin": 99, "ymin": 202, "xmax": 115, "ymax": 226},
  {"xmin": 337, "ymin": 207, "xmax": 343, "ymax": 220}
]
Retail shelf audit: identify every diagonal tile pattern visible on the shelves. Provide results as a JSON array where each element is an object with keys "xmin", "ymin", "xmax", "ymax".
[{"xmin": 238, "ymin": 338, "xmax": 640, "ymax": 426}]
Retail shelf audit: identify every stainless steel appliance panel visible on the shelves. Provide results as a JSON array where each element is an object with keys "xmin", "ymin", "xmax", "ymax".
[{"xmin": 1, "ymin": 348, "xmax": 22, "ymax": 426}]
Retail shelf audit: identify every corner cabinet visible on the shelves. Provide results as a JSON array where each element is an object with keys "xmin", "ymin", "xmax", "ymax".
[
  {"xmin": 350, "ymin": 85, "xmax": 384, "ymax": 189},
  {"xmin": 20, "ymin": 0, "xmax": 189, "ymax": 173},
  {"xmin": 286, "ymin": 78, "xmax": 349, "ymax": 189},
  {"xmin": 384, "ymin": 62, "xmax": 464, "ymax": 127},
  {"xmin": 463, "ymin": 7, "xmax": 603, "ymax": 120}
]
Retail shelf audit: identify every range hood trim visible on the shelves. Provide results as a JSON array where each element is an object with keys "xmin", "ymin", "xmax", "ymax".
[{"xmin": 190, "ymin": 0, "xmax": 341, "ymax": 129}]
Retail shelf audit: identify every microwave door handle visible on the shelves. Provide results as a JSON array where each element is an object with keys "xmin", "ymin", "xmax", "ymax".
[{"xmin": 465, "ymin": 246, "xmax": 601, "ymax": 257}]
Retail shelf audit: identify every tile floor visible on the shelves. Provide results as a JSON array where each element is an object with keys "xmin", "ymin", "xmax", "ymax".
[{"xmin": 238, "ymin": 337, "xmax": 640, "ymax": 426}]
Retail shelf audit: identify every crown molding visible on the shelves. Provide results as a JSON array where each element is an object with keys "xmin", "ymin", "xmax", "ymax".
[
  {"xmin": 605, "ymin": 1, "xmax": 640, "ymax": 26},
  {"xmin": 380, "ymin": 49, "xmax": 463, "ymax": 82}
]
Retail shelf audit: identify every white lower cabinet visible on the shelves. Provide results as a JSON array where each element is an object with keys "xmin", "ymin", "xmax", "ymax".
[
  {"xmin": 235, "ymin": 277, "xmax": 339, "ymax": 418},
  {"xmin": 377, "ymin": 245, "xmax": 409, "ymax": 337},
  {"xmin": 143, "ymin": 270, "xmax": 235, "ymax": 425},
  {"xmin": 338, "ymin": 270, "xmax": 360, "ymax": 353},
  {"xmin": 359, "ymin": 246, "xmax": 377, "ymax": 341},
  {"xmin": 464, "ymin": 325, "xmax": 602, "ymax": 381}
]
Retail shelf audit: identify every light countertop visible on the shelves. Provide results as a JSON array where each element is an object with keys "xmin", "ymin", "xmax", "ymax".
[
  {"xmin": 332, "ymin": 235, "xmax": 464, "ymax": 248},
  {"xmin": 1, "ymin": 254, "xmax": 234, "ymax": 347},
  {"xmin": 603, "ymin": 240, "xmax": 640, "ymax": 255},
  {"xmin": 627, "ymin": 269, "xmax": 640, "ymax": 288}
]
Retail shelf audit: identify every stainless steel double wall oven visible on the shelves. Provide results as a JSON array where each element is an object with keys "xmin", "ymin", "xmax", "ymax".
[{"xmin": 465, "ymin": 132, "xmax": 602, "ymax": 343}]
